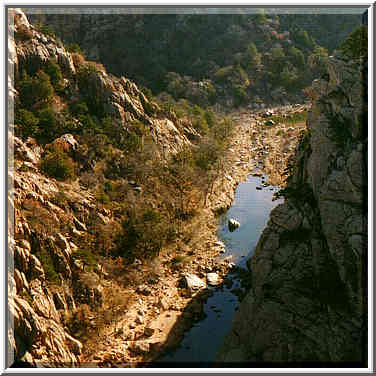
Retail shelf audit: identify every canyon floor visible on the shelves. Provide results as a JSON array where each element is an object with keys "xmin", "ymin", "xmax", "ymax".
[{"xmin": 78, "ymin": 104, "xmax": 309, "ymax": 367}]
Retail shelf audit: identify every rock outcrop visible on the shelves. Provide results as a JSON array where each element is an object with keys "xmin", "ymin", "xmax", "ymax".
[
  {"xmin": 8, "ymin": 8, "xmax": 195, "ymax": 367},
  {"xmin": 217, "ymin": 52, "xmax": 367, "ymax": 364}
]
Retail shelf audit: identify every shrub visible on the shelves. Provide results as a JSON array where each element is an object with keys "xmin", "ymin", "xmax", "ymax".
[
  {"xmin": 293, "ymin": 29, "xmax": 315, "ymax": 50},
  {"xmin": 23, "ymin": 198, "xmax": 58, "ymax": 235},
  {"xmin": 73, "ymin": 248, "xmax": 97, "ymax": 268},
  {"xmin": 35, "ymin": 23, "xmax": 55, "ymax": 38},
  {"xmin": 233, "ymin": 86, "xmax": 248, "ymax": 107},
  {"xmin": 214, "ymin": 65, "xmax": 234, "ymax": 84},
  {"xmin": 66, "ymin": 43, "xmax": 84, "ymax": 55},
  {"xmin": 69, "ymin": 101, "xmax": 89, "ymax": 116},
  {"xmin": 95, "ymin": 188, "xmax": 110, "ymax": 204},
  {"xmin": 194, "ymin": 136, "xmax": 223, "ymax": 170},
  {"xmin": 37, "ymin": 107, "xmax": 59, "ymax": 142},
  {"xmin": 44, "ymin": 59, "xmax": 64, "ymax": 91},
  {"xmin": 41, "ymin": 149, "xmax": 75, "ymax": 180},
  {"xmin": 76, "ymin": 62, "xmax": 106, "ymax": 116},
  {"xmin": 18, "ymin": 70, "xmax": 54, "ymax": 109},
  {"xmin": 14, "ymin": 108, "xmax": 39, "ymax": 139},
  {"xmin": 204, "ymin": 110, "xmax": 216, "ymax": 129},
  {"xmin": 115, "ymin": 206, "xmax": 176, "ymax": 263},
  {"xmin": 36, "ymin": 248, "xmax": 60, "ymax": 284},
  {"xmin": 50, "ymin": 189, "xmax": 68, "ymax": 209},
  {"xmin": 340, "ymin": 25, "xmax": 367, "ymax": 59}
]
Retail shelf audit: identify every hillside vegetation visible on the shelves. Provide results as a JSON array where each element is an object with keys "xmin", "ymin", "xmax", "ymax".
[{"xmin": 29, "ymin": 10, "xmax": 362, "ymax": 107}]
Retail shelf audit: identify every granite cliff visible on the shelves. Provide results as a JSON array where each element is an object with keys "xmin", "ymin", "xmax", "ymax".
[{"xmin": 217, "ymin": 50, "xmax": 367, "ymax": 364}]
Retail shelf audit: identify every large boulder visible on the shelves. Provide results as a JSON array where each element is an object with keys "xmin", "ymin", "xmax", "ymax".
[
  {"xmin": 181, "ymin": 273, "xmax": 206, "ymax": 291},
  {"xmin": 228, "ymin": 218, "xmax": 240, "ymax": 232}
]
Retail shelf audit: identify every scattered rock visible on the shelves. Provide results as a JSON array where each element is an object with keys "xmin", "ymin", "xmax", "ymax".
[
  {"xmin": 144, "ymin": 327, "xmax": 154, "ymax": 337},
  {"xmin": 157, "ymin": 297, "xmax": 169, "ymax": 311},
  {"xmin": 131, "ymin": 341, "xmax": 150, "ymax": 355},
  {"xmin": 206, "ymin": 272, "xmax": 221, "ymax": 286},
  {"xmin": 228, "ymin": 218, "xmax": 240, "ymax": 232},
  {"xmin": 73, "ymin": 217, "xmax": 87, "ymax": 232},
  {"xmin": 136, "ymin": 285, "xmax": 152, "ymax": 296},
  {"xmin": 181, "ymin": 273, "xmax": 206, "ymax": 291},
  {"xmin": 265, "ymin": 119, "xmax": 275, "ymax": 126}
]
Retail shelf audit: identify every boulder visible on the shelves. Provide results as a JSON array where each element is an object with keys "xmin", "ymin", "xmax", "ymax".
[
  {"xmin": 228, "ymin": 218, "xmax": 240, "ymax": 232},
  {"xmin": 206, "ymin": 272, "xmax": 221, "ymax": 286},
  {"xmin": 265, "ymin": 119, "xmax": 275, "ymax": 126},
  {"xmin": 60, "ymin": 134, "xmax": 78, "ymax": 151},
  {"xmin": 182, "ymin": 273, "xmax": 206, "ymax": 291},
  {"xmin": 144, "ymin": 327, "xmax": 154, "ymax": 337}
]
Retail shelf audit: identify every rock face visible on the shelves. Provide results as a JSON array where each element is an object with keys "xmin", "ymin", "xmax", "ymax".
[
  {"xmin": 8, "ymin": 8, "xmax": 196, "ymax": 367},
  {"xmin": 217, "ymin": 52, "xmax": 367, "ymax": 364}
]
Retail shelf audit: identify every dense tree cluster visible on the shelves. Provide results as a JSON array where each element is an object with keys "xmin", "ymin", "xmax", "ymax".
[{"xmin": 31, "ymin": 11, "xmax": 362, "ymax": 106}]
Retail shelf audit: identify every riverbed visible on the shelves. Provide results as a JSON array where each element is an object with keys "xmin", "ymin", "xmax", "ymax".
[{"xmin": 158, "ymin": 174, "xmax": 283, "ymax": 365}]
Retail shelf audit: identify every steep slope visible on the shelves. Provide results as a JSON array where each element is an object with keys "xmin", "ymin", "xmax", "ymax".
[
  {"xmin": 217, "ymin": 49, "xmax": 367, "ymax": 364},
  {"xmin": 7, "ymin": 8, "xmax": 202, "ymax": 367},
  {"xmin": 27, "ymin": 10, "xmax": 362, "ymax": 106}
]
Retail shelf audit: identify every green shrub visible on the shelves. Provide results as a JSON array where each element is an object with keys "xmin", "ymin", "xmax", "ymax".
[
  {"xmin": 19, "ymin": 70, "xmax": 54, "ymax": 109},
  {"xmin": 69, "ymin": 101, "xmax": 89, "ymax": 116},
  {"xmin": 279, "ymin": 67, "xmax": 299, "ymax": 91},
  {"xmin": 14, "ymin": 108, "xmax": 39, "ymax": 139},
  {"xmin": 243, "ymin": 42, "xmax": 262, "ymax": 70},
  {"xmin": 34, "ymin": 248, "xmax": 60, "ymax": 285},
  {"xmin": 293, "ymin": 29, "xmax": 315, "ymax": 50},
  {"xmin": 37, "ymin": 107, "xmax": 59, "ymax": 142},
  {"xmin": 214, "ymin": 65, "xmax": 234, "ymax": 83},
  {"xmin": 50, "ymin": 189, "xmax": 68, "ymax": 208},
  {"xmin": 204, "ymin": 110, "xmax": 216, "ymax": 129},
  {"xmin": 66, "ymin": 43, "xmax": 84, "ymax": 55},
  {"xmin": 340, "ymin": 25, "xmax": 367, "ymax": 59},
  {"xmin": 35, "ymin": 23, "xmax": 55, "ymax": 38},
  {"xmin": 76, "ymin": 62, "xmax": 105, "ymax": 116},
  {"xmin": 44, "ymin": 59, "xmax": 64, "ymax": 91},
  {"xmin": 41, "ymin": 150, "xmax": 75, "ymax": 180},
  {"xmin": 233, "ymin": 86, "xmax": 248, "ymax": 107},
  {"xmin": 73, "ymin": 248, "xmax": 97, "ymax": 268},
  {"xmin": 95, "ymin": 189, "xmax": 110, "ymax": 204}
]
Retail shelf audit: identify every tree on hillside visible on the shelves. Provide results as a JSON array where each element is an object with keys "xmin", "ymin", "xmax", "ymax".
[
  {"xmin": 288, "ymin": 46, "xmax": 305, "ymax": 69},
  {"xmin": 308, "ymin": 45, "xmax": 329, "ymax": 76},
  {"xmin": 340, "ymin": 25, "xmax": 367, "ymax": 58},
  {"xmin": 243, "ymin": 42, "xmax": 262, "ymax": 71}
]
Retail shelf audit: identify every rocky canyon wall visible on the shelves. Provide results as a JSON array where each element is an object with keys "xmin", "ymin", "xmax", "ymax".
[{"xmin": 217, "ymin": 51, "xmax": 367, "ymax": 365}]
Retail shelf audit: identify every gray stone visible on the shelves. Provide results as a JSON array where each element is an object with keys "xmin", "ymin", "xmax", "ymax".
[{"xmin": 228, "ymin": 218, "xmax": 240, "ymax": 232}]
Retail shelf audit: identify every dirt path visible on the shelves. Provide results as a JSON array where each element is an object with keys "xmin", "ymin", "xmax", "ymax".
[{"xmin": 80, "ymin": 104, "xmax": 308, "ymax": 367}]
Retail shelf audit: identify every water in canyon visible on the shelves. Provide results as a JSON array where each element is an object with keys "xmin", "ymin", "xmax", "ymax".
[{"xmin": 158, "ymin": 174, "xmax": 283, "ymax": 366}]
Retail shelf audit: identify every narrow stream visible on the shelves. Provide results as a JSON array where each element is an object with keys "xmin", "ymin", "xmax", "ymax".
[{"xmin": 158, "ymin": 174, "xmax": 283, "ymax": 366}]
